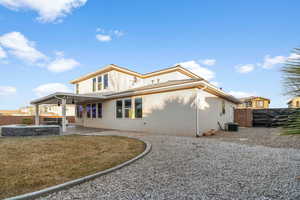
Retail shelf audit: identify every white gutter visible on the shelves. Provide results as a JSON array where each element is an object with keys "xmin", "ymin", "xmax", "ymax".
[{"xmin": 196, "ymin": 85, "xmax": 207, "ymax": 137}]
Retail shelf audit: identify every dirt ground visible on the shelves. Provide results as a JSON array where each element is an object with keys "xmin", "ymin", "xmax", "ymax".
[{"xmin": 207, "ymin": 127, "xmax": 300, "ymax": 149}]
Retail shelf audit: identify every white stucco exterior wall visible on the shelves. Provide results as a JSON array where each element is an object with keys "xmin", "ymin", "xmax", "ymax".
[
  {"xmin": 75, "ymin": 88, "xmax": 236, "ymax": 136},
  {"xmin": 196, "ymin": 88, "xmax": 235, "ymax": 134},
  {"xmin": 143, "ymin": 71, "xmax": 190, "ymax": 85},
  {"xmin": 76, "ymin": 88, "xmax": 197, "ymax": 136}
]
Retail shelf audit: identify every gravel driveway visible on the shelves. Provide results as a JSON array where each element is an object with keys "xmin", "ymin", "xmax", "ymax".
[
  {"xmin": 39, "ymin": 131, "xmax": 300, "ymax": 200},
  {"xmin": 208, "ymin": 127, "xmax": 300, "ymax": 149}
]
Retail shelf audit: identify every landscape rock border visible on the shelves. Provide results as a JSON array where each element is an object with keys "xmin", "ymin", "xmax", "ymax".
[{"xmin": 5, "ymin": 135, "xmax": 152, "ymax": 200}]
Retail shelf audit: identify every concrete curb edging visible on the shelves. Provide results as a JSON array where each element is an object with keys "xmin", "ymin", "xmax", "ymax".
[{"xmin": 5, "ymin": 135, "xmax": 152, "ymax": 200}]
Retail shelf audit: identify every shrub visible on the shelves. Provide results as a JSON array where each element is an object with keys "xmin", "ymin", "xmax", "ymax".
[{"xmin": 22, "ymin": 118, "xmax": 33, "ymax": 125}]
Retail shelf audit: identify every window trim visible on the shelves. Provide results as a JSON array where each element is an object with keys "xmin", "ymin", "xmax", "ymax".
[{"xmin": 115, "ymin": 97, "xmax": 143, "ymax": 119}]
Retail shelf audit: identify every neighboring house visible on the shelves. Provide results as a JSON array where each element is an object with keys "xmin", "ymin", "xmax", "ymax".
[
  {"xmin": 20, "ymin": 105, "xmax": 75, "ymax": 116},
  {"xmin": 31, "ymin": 64, "xmax": 240, "ymax": 136},
  {"xmin": 237, "ymin": 96, "xmax": 270, "ymax": 109},
  {"xmin": 287, "ymin": 97, "xmax": 300, "ymax": 108}
]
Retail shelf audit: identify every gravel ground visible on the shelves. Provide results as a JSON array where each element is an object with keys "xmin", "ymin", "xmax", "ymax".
[
  {"xmin": 38, "ymin": 131, "xmax": 300, "ymax": 200},
  {"xmin": 208, "ymin": 127, "xmax": 300, "ymax": 149}
]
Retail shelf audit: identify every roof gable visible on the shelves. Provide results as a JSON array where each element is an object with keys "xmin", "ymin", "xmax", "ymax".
[{"xmin": 70, "ymin": 64, "xmax": 202, "ymax": 84}]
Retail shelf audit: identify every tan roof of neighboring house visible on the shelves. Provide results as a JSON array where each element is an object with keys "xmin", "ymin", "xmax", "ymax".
[
  {"xmin": 70, "ymin": 64, "xmax": 203, "ymax": 84},
  {"xmin": 239, "ymin": 96, "xmax": 270, "ymax": 103}
]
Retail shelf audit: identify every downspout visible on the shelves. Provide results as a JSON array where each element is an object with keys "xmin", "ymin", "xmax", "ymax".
[{"xmin": 196, "ymin": 85, "xmax": 208, "ymax": 137}]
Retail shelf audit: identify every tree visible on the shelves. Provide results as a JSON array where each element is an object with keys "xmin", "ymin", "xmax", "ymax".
[{"xmin": 282, "ymin": 48, "xmax": 300, "ymax": 134}]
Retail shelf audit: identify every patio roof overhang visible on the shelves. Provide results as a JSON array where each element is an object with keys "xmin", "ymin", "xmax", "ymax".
[{"xmin": 30, "ymin": 92, "xmax": 105, "ymax": 105}]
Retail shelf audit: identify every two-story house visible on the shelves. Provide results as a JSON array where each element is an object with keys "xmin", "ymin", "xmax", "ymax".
[
  {"xmin": 287, "ymin": 96, "xmax": 300, "ymax": 108},
  {"xmin": 31, "ymin": 64, "xmax": 240, "ymax": 136},
  {"xmin": 237, "ymin": 96, "xmax": 270, "ymax": 109}
]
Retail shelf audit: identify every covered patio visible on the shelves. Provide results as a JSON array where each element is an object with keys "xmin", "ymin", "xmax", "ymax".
[{"xmin": 30, "ymin": 92, "xmax": 105, "ymax": 132}]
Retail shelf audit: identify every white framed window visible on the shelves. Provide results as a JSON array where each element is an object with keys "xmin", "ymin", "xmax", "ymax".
[
  {"xmin": 92, "ymin": 78, "xmax": 96, "ymax": 92},
  {"xmin": 124, "ymin": 99, "xmax": 132, "ymax": 118},
  {"xmin": 116, "ymin": 100, "xmax": 123, "ymax": 118},
  {"xmin": 98, "ymin": 103, "xmax": 102, "ymax": 118},
  {"xmin": 92, "ymin": 104, "xmax": 97, "ymax": 118},
  {"xmin": 87, "ymin": 104, "xmax": 91, "ymax": 118},
  {"xmin": 97, "ymin": 76, "xmax": 102, "ymax": 90},
  {"xmin": 76, "ymin": 84, "xmax": 79, "ymax": 94},
  {"xmin": 135, "ymin": 97, "xmax": 143, "ymax": 118},
  {"xmin": 104, "ymin": 74, "xmax": 108, "ymax": 89}
]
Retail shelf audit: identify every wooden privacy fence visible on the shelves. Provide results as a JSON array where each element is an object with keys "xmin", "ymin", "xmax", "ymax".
[
  {"xmin": 235, "ymin": 108, "xmax": 299, "ymax": 127},
  {"xmin": 0, "ymin": 116, "xmax": 75, "ymax": 126},
  {"xmin": 234, "ymin": 109, "xmax": 253, "ymax": 127}
]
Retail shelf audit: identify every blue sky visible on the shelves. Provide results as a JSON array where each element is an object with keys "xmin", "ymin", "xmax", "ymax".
[{"xmin": 0, "ymin": 0, "xmax": 299, "ymax": 109}]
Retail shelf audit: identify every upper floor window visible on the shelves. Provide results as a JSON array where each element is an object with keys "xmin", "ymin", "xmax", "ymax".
[
  {"xmin": 135, "ymin": 97, "xmax": 143, "ymax": 118},
  {"xmin": 76, "ymin": 84, "xmax": 79, "ymax": 94},
  {"xmin": 98, "ymin": 76, "xmax": 102, "ymax": 90},
  {"xmin": 104, "ymin": 74, "xmax": 108, "ymax": 89},
  {"xmin": 92, "ymin": 78, "xmax": 97, "ymax": 92},
  {"xmin": 245, "ymin": 101, "xmax": 252, "ymax": 107},
  {"xmin": 256, "ymin": 100, "xmax": 264, "ymax": 108}
]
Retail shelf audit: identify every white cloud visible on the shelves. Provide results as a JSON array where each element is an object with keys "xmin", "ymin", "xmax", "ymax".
[
  {"xmin": 236, "ymin": 64, "xmax": 255, "ymax": 73},
  {"xmin": 0, "ymin": 0, "xmax": 87, "ymax": 23},
  {"xmin": 288, "ymin": 53, "xmax": 300, "ymax": 60},
  {"xmin": 0, "ymin": 32, "xmax": 46, "ymax": 63},
  {"xmin": 33, "ymin": 83, "xmax": 71, "ymax": 97},
  {"xmin": 113, "ymin": 30, "xmax": 124, "ymax": 37},
  {"xmin": 262, "ymin": 55, "xmax": 286, "ymax": 69},
  {"xmin": 96, "ymin": 34, "xmax": 112, "ymax": 42},
  {"xmin": 228, "ymin": 91, "xmax": 256, "ymax": 98},
  {"xmin": 0, "ymin": 86, "xmax": 16, "ymax": 95},
  {"xmin": 177, "ymin": 60, "xmax": 215, "ymax": 80},
  {"xmin": 201, "ymin": 59, "xmax": 216, "ymax": 66},
  {"xmin": 54, "ymin": 51, "xmax": 64, "ymax": 57},
  {"xmin": 0, "ymin": 46, "xmax": 7, "ymax": 58},
  {"xmin": 47, "ymin": 58, "xmax": 79, "ymax": 72}
]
